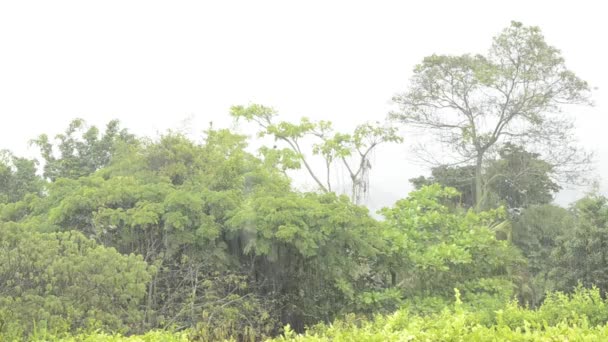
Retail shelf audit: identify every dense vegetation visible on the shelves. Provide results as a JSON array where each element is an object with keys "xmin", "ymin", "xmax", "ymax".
[{"xmin": 1, "ymin": 22, "xmax": 605, "ymax": 341}]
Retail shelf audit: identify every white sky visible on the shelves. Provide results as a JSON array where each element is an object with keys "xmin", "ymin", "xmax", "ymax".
[{"xmin": 1, "ymin": 0, "xmax": 606, "ymax": 211}]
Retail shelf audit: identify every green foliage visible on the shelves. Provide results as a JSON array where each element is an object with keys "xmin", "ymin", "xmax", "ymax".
[
  {"xmin": 498, "ymin": 193, "xmax": 608, "ymax": 309},
  {"xmin": 552, "ymin": 194, "xmax": 608, "ymax": 294},
  {"xmin": 26, "ymin": 130, "xmax": 286, "ymax": 337},
  {"xmin": 272, "ymin": 287, "xmax": 608, "ymax": 341},
  {"xmin": 0, "ymin": 150, "xmax": 43, "ymax": 204},
  {"xmin": 1, "ymin": 111, "xmax": 605, "ymax": 341},
  {"xmin": 380, "ymin": 184, "xmax": 524, "ymax": 301},
  {"xmin": 485, "ymin": 144, "xmax": 561, "ymax": 210},
  {"xmin": 8, "ymin": 126, "xmax": 395, "ymax": 338},
  {"xmin": 0, "ymin": 224, "xmax": 152, "ymax": 340},
  {"xmin": 31, "ymin": 119, "xmax": 135, "ymax": 181},
  {"xmin": 227, "ymin": 191, "xmax": 386, "ymax": 329},
  {"xmin": 29, "ymin": 288, "xmax": 608, "ymax": 341},
  {"xmin": 409, "ymin": 165, "xmax": 476, "ymax": 208},
  {"xmin": 0, "ymin": 19, "xmax": 603, "ymax": 342},
  {"xmin": 497, "ymin": 286, "xmax": 608, "ymax": 328},
  {"xmin": 33, "ymin": 330, "xmax": 190, "ymax": 342},
  {"xmin": 410, "ymin": 144, "xmax": 560, "ymax": 211},
  {"xmin": 512, "ymin": 204, "xmax": 573, "ymax": 305}
]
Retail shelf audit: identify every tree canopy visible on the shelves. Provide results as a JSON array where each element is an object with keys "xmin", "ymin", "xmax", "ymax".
[{"xmin": 392, "ymin": 21, "xmax": 591, "ymax": 209}]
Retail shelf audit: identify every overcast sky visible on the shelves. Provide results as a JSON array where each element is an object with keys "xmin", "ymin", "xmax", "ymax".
[{"xmin": 1, "ymin": 0, "xmax": 606, "ymax": 211}]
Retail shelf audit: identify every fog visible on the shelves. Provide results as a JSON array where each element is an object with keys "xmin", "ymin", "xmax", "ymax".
[{"xmin": 1, "ymin": 0, "xmax": 606, "ymax": 212}]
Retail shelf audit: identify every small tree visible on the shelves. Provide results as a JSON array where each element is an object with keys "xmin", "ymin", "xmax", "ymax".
[
  {"xmin": 231, "ymin": 104, "xmax": 402, "ymax": 204},
  {"xmin": 392, "ymin": 21, "xmax": 591, "ymax": 210}
]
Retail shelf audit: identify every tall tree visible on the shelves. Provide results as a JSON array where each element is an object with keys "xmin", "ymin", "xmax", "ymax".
[
  {"xmin": 231, "ymin": 104, "xmax": 402, "ymax": 204},
  {"xmin": 392, "ymin": 21, "xmax": 591, "ymax": 210}
]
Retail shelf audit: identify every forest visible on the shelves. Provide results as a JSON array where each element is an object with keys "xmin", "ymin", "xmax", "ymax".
[{"xmin": 1, "ymin": 22, "xmax": 607, "ymax": 341}]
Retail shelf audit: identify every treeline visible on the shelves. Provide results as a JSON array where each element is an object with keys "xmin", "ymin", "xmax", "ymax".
[
  {"xmin": 0, "ymin": 22, "xmax": 604, "ymax": 341},
  {"xmin": 1, "ymin": 117, "xmax": 605, "ymax": 340}
]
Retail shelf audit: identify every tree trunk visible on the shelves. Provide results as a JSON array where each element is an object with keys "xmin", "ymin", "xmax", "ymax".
[{"xmin": 351, "ymin": 176, "xmax": 358, "ymax": 204}]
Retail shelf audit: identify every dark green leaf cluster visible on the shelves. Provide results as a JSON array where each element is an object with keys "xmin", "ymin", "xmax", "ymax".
[{"xmin": 0, "ymin": 224, "xmax": 152, "ymax": 340}]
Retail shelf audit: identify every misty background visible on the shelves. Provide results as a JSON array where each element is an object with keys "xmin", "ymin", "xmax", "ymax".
[{"xmin": 1, "ymin": 0, "xmax": 606, "ymax": 212}]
